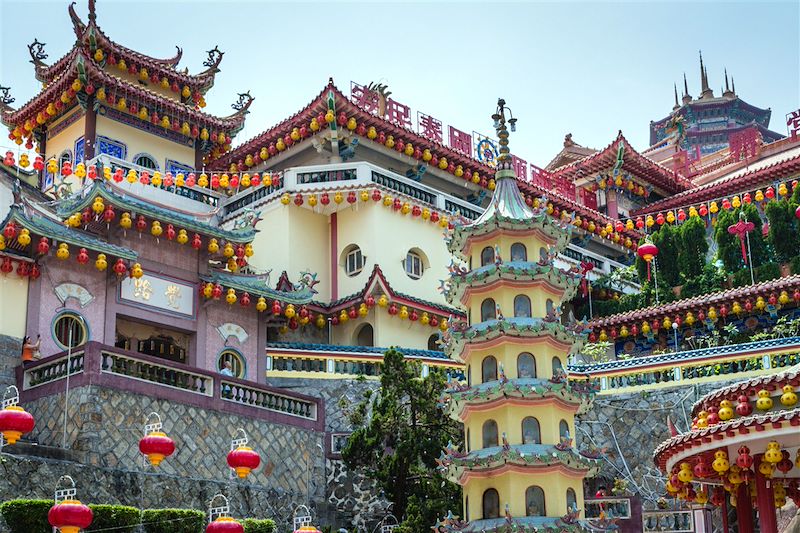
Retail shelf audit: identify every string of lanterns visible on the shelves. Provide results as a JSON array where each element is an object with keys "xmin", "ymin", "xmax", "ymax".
[
  {"xmin": 590, "ymin": 171, "xmax": 650, "ymax": 198},
  {"xmin": 590, "ymin": 288, "xmax": 800, "ymax": 342}
]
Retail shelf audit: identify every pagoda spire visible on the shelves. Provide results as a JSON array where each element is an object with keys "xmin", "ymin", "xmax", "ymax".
[
  {"xmin": 732, "ymin": 77, "xmax": 736, "ymax": 95},
  {"xmin": 87, "ymin": 0, "xmax": 96, "ymax": 22},
  {"xmin": 682, "ymin": 73, "xmax": 692, "ymax": 104},
  {"xmin": 491, "ymin": 98, "xmax": 517, "ymax": 174},
  {"xmin": 673, "ymin": 83, "xmax": 680, "ymax": 110},
  {"xmin": 724, "ymin": 69, "xmax": 735, "ymax": 98},
  {"xmin": 699, "ymin": 51, "xmax": 713, "ymax": 99}
]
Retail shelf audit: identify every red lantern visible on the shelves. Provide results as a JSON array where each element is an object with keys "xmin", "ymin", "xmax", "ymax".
[
  {"xmin": 294, "ymin": 193, "xmax": 304, "ymax": 206},
  {"xmin": 48, "ymin": 499, "xmax": 93, "ymax": 533},
  {"xmin": 430, "ymin": 316, "xmax": 439, "ymax": 328},
  {"xmin": 288, "ymin": 317, "xmax": 299, "ymax": 330},
  {"xmin": 635, "ymin": 217, "xmax": 644, "ymax": 229},
  {"xmin": 737, "ymin": 446, "xmax": 754, "ymax": 469},
  {"xmin": 212, "ymin": 284, "xmax": 223, "ymax": 299},
  {"xmin": 347, "ymin": 191, "xmax": 357, "ymax": 204},
  {"xmin": 76, "ymin": 248, "xmax": 89, "ymax": 265},
  {"xmin": 135, "ymin": 215, "xmax": 147, "ymax": 233},
  {"xmin": 299, "ymin": 306, "xmax": 309, "ymax": 319},
  {"xmin": 777, "ymin": 450, "xmax": 793, "ymax": 475},
  {"xmin": 103, "ymin": 206, "xmax": 115, "ymax": 224},
  {"xmin": 430, "ymin": 212, "xmax": 440, "ymax": 223},
  {"xmin": 0, "ymin": 404, "xmax": 35, "ymax": 444},
  {"xmin": 677, "ymin": 209, "xmax": 686, "ymax": 222},
  {"xmin": 794, "ymin": 290, "xmax": 800, "ymax": 303},
  {"xmin": 348, "ymin": 307, "xmax": 357, "ymax": 319},
  {"xmin": 191, "ymin": 234, "xmax": 202, "ymax": 250},
  {"xmin": 3, "ymin": 222, "xmax": 17, "ymax": 240},
  {"xmin": 693, "ymin": 457, "xmax": 713, "ymax": 479},
  {"xmin": 795, "ymin": 205, "xmax": 800, "ymax": 220},
  {"xmin": 112, "ymin": 259, "xmax": 127, "ymax": 277},
  {"xmin": 227, "ymin": 446, "xmax": 261, "ymax": 478},
  {"xmin": 721, "ymin": 198, "xmax": 731, "ymax": 210},
  {"xmin": 320, "ymin": 193, "xmax": 330, "ymax": 205},
  {"xmin": 240, "ymin": 292, "xmax": 251, "ymax": 307},
  {"xmin": 1, "ymin": 257, "xmax": 14, "ymax": 274},
  {"xmin": 765, "ymin": 186, "xmax": 775, "ymax": 199},
  {"xmin": 16, "ymin": 261, "xmax": 29, "ymax": 277},
  {"xmin": 392, "ymin": 198, "xmax": 402, "ymax": 211},
  {"xmin": 698, "ymin": 204, "xmax": 708, "ymax": 217},
  {"xmin": 33, "ymin": 156, "xmax": 44, "ymax": 171},
  {"xmin": 719, "ymin": 305, "xmax": 729, "ymax": 318},
  {"xmin": 206, "ymin": 517, "xmax": 244, "ymax": 533},
  {"xmin": 743, "ymin": 192, "xmax": 752, "ymax": 204},
  {"xmin": 656, "ymin": 213, "xmax": 665, "ymax": 225},
  {"xmin": 30, "ymin": 263, "xmax": 41, "ymax": 280},
  {"xmin": 411, "ymin": 205, "xmax": 422, "ymax": 217},
  {"xmin": 37, "ymin": 237, "xmax": 51, "ymax": 255},
  {"xmin": 769, "ymin": 293, "xmax": 778, "ymax": 305},
  {"xmin": 113, "ymin": 168, "xmax": 124, "ymax": 182},
  {"xmin": 165, "ymin": 224, "xmax": 176, "ymax": 241},
  {"xmin": 139, "ymin": 431, "xmax": 175, "ymax": 466},
  {"xmin": 388, "ymin": 303, "xmax": 398, "ymax": 315},
  {"xmin": 710, "ymin": 487, "xmax": 725, "ymax": 506},
  {"xmin": 735, "ymin": 394, "xmax": 752, "ymax": 416},
  {"xmin": 409, "ymin": 310, "xmax": 419, "ymax": 321},
  {"xmin": 706, "ymin": 406, "xmax": 719, "ymax": 425},
  {"xmin": 365, "ymin": 295, "xmax": 375, "ymax": 308},
  {"xmin": 272, "ymin": 300, "xmax": 282, "ymax": 315},
  {"xmin": 637, "ymin": 242, "xmax": 658, "ymax": 281},
  {"xmin": 371, "ymin": 189, "xmax": 381, "ymax": 202}
]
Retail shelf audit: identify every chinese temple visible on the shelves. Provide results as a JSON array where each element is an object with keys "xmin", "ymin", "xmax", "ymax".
[
  {"xmin": 1, "ymin": 0, "xmax": 800, "ymax": 530},
  {"xmin": 649, "ymin": 53, "xmax": 784, "ymax": 159},
  {"xmin": 435, "ymin": 103, "xmax": 601, "ymax": 532}
]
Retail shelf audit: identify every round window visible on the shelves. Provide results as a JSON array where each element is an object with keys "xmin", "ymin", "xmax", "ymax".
[
  {"xmin": 52, "ymin": 312, "xmax": 88, "ymax": 349},
  {"xmin": 218, "ymin": 349, "xmax": 246, "ymax": 379}
]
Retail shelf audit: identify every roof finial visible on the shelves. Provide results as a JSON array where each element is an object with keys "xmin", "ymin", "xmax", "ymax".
[
  {"xmin": 682, "ymin": 73, "xmax": 691, "ymax": 104},
  {"xmin": 491, "ymin": 98, "xmax": 517, "ymax": 171},
  {"xmin": 699, "ymin": 51, "xmax": 713, "ymax": 99},
  {"xmin": 724, "ymin": 68, "xmax": 730, "ymax": 92},
  {"xmin": 673, "ymin": 83, "xmax": 680, "ymax": 110},
  {"xmin": 731, "ymin": 77, "xmax": 736, "ymax": 95},
  {"xmin": 88, "ymin": 0, "xmax": 96, "ymax": 22}
]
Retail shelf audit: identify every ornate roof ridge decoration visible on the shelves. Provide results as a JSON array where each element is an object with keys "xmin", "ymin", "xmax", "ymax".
[
  {"xmin": 437, "ymin": 441, "xmax": 601, "ymax": 481},
  {"xmin": 201, "ymin": 270, "xmax": 316, "ymax": 305},
  {"xmin": 691, "ymin": 364, "xmax": 800, "ymax": 414},
  {"xmin": 265, "ymin": 341, "xmax": 454, "ymax": 362},
  {"xmin": 56, "ymin": 179, "xmax": 256, "ymax": 243},
  {"xmin": 441, "ymin": 376, "xmax": 598, "ymax": 416},
  {"xmin": 632, "ymin": 140, "xmax": 800, "ymax": 214},
  {"xmin": 66, "ymin": 1, "xmax": 218, "ymax": 92},
  {"xmin": 653, "ymin": 406, "xmax": 800, "ymax": 470},
  {"xmin": 209, "ymin": 82, "xmax": 641, "ymax": 246},
  {"xmin": 1, "ymin": 203, "xmax": 137, "ymax": 260},
  {"xmin": 549, "ymin": 131, "xmax": 693, "ymax": 194},
  {"xmin": 444, "ymin": 260, "xmax": 580, "ymax": 305},
  {"xmin": 311, "ymin": 263, "xmax": 465, "ymax": 317},
  {"xmin": 589, "ymin": 274, "xmax": 800, "ymax": 330},
  {"xmin": 4, "ymin": 49, "xmax": 251, "ymax": 136},
  {"xmin": 443, "ymin": 316, "xmax": 589, "ymax": 359}
]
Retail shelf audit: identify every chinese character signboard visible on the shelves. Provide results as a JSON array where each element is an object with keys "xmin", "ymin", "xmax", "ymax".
[
  {"xmin": 417, "ymin": 112, "xmax": 443, "ymax": 143},
  {"xmin": 787, "ymin": 109, "xmax": 800, "ymax": 138},
  {"xmin": 120, "ymin": 273, "xmax": 195, "ymax": 318},
  {"xmin": 449, "ymin": 127, "xmax": 472, "ymax": 156}
]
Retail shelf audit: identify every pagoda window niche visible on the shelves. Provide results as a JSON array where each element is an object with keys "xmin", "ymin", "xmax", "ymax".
[
  {"xmin": 514, "ymin": 295, "xmax": 532, "ymax": 318},
  {"xmin": 480, "ymin": 246, "xmax": 495, "ymax": 266},
  {"xmin": 481, "ymin": 419, "xmax": 499, "ymax": 448},
  {"xmin": 552, "ymin": 356, "xmax": 564, "ymax": 377},
  {"xmin": 522, "ymin": 416, "xmax": 541, "ymax": 444},
  {"xmin": 482, "ymin": 488, "xmax": 500, "ymax": 519},
  {"xmin": 539, "ymin": 247, "xmax": 549, "ymax": 262},
  {"xmin": 517, "ymin": 352, "xmax": 536, "ymax": 378},
  {"xmin": 566, "ymin": 488, "xmax": 578, "ymax": 513},
  {"xmin": 466, "ymin": 428, "xmax": 470, "ymax": 452},
  {"xmin": 481, "ymin": 356, "xmax": 498, "ymax": 383},
  {"xmin": 546, "ymin": 299, "xmax": 555, "ymax": 316},
  {"xmin": 525, "ymin": 486, "xmax": 546, "ymax": 516},
  {"xmin": 559, "ymin": 419, "xmax": 570, "ymax": 439},
  {"xmin": 480, "ymin": 298, "xmax": 496, "ymax": 322},
  {"xmin": 510, "ymin": 242, "xmax": 527, "ymax": 262},
  {"xmin": 355, "ymin": 323, "xmax": 374, "ymax": 347}
]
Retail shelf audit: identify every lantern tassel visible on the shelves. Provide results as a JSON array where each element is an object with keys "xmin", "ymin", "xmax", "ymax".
[
  {"xmin": 740, "ymin": 236, "xmax": 747, "ymax": 264},
  {"xmin": 647, "ymin": 261, "xmax": 651, "ymax": 281}
]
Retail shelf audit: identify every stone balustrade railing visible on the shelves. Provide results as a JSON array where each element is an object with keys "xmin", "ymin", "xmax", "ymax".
[
  {"xmin": 17, "ymin": 342, "xmax": 323, "ymax": 430},
  {"xmin": 642, "ymin": 510, "xmax": 694, "ymax": 532},
  {"xmin": 570, "ymin": 337, "xmax": 800, "ymax": 394},
  {"xmin": 584, "ymin": 497, "xmax": 632, "ymax": 519}
]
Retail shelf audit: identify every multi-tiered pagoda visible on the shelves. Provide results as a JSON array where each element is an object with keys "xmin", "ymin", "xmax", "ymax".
[{"xmin": 437, "ymin": 101, "xmax": 601, "ymax": 532}]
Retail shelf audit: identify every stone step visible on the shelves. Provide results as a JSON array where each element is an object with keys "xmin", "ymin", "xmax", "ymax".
[{"xmin": 2, "ymin": 440, "xmax": 79, "ymax": 461}]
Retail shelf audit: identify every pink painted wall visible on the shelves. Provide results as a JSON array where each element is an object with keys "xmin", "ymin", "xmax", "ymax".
[{"xmin": 204, "ymin": 302, "xmax": 261, "ymax": 382}]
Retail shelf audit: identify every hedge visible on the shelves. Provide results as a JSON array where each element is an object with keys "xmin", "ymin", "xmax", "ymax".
[
  {"xmin": 86, "ymin": 504, "xmax": 141, "ymax": 533},
  {"xmin": 142, "ymin": 508, "xmax": 206, "ymax": 533},
  {"xmin": 0, "ymin": 499, "xmax": 51, "ymax": 533},
  {"xmin": 243, "ymin": 518, "xmax": 277, "ymax": 533},
  {"xmin": 791, "ymin": 255, "xmax": 800, "ymax": 275}
]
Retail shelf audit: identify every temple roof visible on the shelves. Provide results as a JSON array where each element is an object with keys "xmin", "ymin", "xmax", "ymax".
[
  {"xmin": 200, "ymin": 270, "xmax": 316, "ymax": 305},
  {"xmin": 266, "ymin": 341, "xmax": 453, "ymax": 362},
  {"xmin": 549, "ymin": 131, "xmax": 694, "ymax": 195},
  {"xmin": 544, "ymin": 134, "xmax": 598, "ymax": 171},
  {"xmin": 55, "ymin": 179, "xmax": 257, "ymax": 243}
]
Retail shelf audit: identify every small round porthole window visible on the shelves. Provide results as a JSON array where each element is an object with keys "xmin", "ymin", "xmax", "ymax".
[
  {"xmin": 218, "ymin": 349, "xmax": 246, "ymax": 379},
  {"xmin": 52, "ymin": 311, "xmax": 88, "ymax": 349}
]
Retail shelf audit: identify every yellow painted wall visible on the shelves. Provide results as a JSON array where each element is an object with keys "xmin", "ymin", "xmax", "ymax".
[
  {"xmin": 463, "ymin": 403, "xmax": 575, "ymax": 451},
  {"xmin": 372, "ymin": 307, "xmax": 440, "ymax": 349},
  {"xmin": 464, "ymin": 343, "xmax": 566, "ymax": 384},
  {"xmin": 466, "ymin": 233, "xmax": 550, "ymax": 272},
  {"xmin": 335, "ymin": 202, "xmax": 449, "ymax": 307},
  {"xmin": 462, "ymin": 471, "xmax": 584, "ymax": 520},
  {"xmin": 0, "ymin": 275, "xmax": 29, "ymax": 338},
  {"xmin": 44, "ymin": 108, "xmax": 86, "ymax": 194},
  {"xmin": 465, "ymin": 283, "xmax": 566, "ymax": 326},
  {"xmin": 249, "ymin": 204, "xmax": 331, "ymax": 302},
  {"xmin": 96, "ymin": 115, "xmax": 194, "ymax": 170}
]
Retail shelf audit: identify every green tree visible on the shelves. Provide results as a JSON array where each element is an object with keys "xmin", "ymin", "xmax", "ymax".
[
  {"xmin": 678, "ymin": 216, "xmax": 709, "ymax": 280},
  {"xmin": 765, "ymin": 199, "xmax": 800, "ymax": 263},
  {"xmin": 342, "ymin": 348, "xmax": 461, "ymax": 530},
  {"xmin": 636, "ymin": 225, "xmax": 680, "ymax": 287},
  {"xmin": 714, "ymin": 204, "xmax": 770, "ymax": 272}
]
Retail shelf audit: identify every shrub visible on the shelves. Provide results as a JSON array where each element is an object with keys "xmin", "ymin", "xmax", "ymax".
[
  {"xmin": 765, "ymin": 199, "xmax": 800, "ymax": 263},
  {"xmin": 141, "ymin": 509, "xmax": 205, "ymax": 533},
  {"xmin": 732, "ymin": 268, "xmax": 753, "ymax": 288},
  {"xmin": 790, "ymin": 255, "xmax": 800, "ymax": 275},
  {"xmin": 756, "ymin": 262, "xmax": 782, "ymax": 283},
  {"xmin": 678, "ymin": 216, "xmax": 709, "ymax": 280},
  {"xmin": 242, "ymin": 518, "xmax": 277, "ymax": 533},
  {"xmin": 0, "ymin": 499, "xmax": 51, "ymax": 533},
  {"xmin": 87, "ymin": 504, "xmax": 141, "ymax": 533}
]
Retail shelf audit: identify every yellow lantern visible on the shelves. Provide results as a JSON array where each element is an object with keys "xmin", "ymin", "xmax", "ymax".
[
  {"xmin": 339, "ymin": 309, "xmax": 349, "ymax": 323},
  {"xmin": 225, "ymin": 288, "xmax": 237, "ymax": 305},
  {"xmin": 377, "ymin": 294, "xmax": 388, "ymax": 308},
  {"xmin": 346, "ymin": 117, "xmax": 357, "ymax": 130},
  {"xmin": 151, "ymin": 171, "xmax": 162, "ymax": 187},
  {"xmin": 439, "ymin": 318, "xmax": 448, "ymax": 331},
  {"xmin": 358, "ymin": 304, "xmax": 368, "ymax": 317},
  {"xmin": 385, "ymin": 135, "xmax": 395, "ymax": 149},
  {"xmin": 315, "ymin": 314, "xmax": 326, "ymax": 328},
  {"xmin": 74, "ymin": 163, "xmax": 86, "ymax": 178},
  {"xmin": 281, "ymin": 193, "xmax": 290, "ymax": 205},
  {"xmin": 17, "ymin": 228, "xmax": 31, "ymax": 247},
  {"xmin": 276, "ymin": 138, "xmax": 286, "ymax": 151},
  {"xmin": 130, "ymin": 263, "xmax": 144, "ymax": 279},
  {"xmin": 120, "ymin": 213, "xmax": 132, "ymax": 230},
  {"xmin": 641, "ymin": 321, "xmax": 651, "ymax": 335},
  {"xmin": 95, "ymin": 253, "xmax": 107, "ymax": 271},
  {"xmin": 454, "ymin": 165, "xmax": 464, "ymax": 177},
  {"xmin": 420, "ymin": 312, "xmax": 430, "ymax": 325},
  {"xmin": 126, "ymin": 169, "xmax": 137, "ymax": 183},
  {"xmin": 151, "ymin": 221, "xmax": 163, "ymax": 238},
  {"xmin": 219, "ymin": 174, "xmax": 230, "ymax": 189},
  {"xmin": 399, "ymin": 306, "xmax": 409, "ymax": 319},
  {"xmin": 177, "ymin": 229, "xmax": 188, "ymax": 245},
  {"xmin": 244, "ymin": 243, "xmax": 254, "ymax": 257},
  {"xmin": 208, "ymin": 238, "xmax": 220, "ymax": 254},
  {"xmin": 422, "ymin": 149, "xmax": 432, "ymax": 162},
  {"xmin": 333, "ymin": 192, "xmax": 343, "ymax": 204},
  {"xmin": 198, "ymin": 173, "xmax": 209, "ymax": 188},
  {"xmin": 56, "ymin": 243, "xmax": 70, "ymax": 260},
  {"xmin": 438, "ymin": 157, "xmax": 448, "ymax": 169},
  {"xmin": 256, "ymin": 297, "xmax": 267, "ymax": 312},
  {"xmin": 285, "ymin": 304, "xmax": 296, "ymax": 319},
  {"xmin": 222, "ymin": 242, "xmax": 235, "ymax": 258}
]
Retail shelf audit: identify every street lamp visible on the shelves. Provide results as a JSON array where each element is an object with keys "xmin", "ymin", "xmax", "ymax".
[
  {"xmin": 492, "ymin": 98, "xmax": 518, "ymax": 168},
  {"xmin": 672, "ymin": 321, "xmax": 679, "ymax": 352}
]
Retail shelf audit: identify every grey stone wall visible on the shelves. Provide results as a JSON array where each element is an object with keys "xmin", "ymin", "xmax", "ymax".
[
  {"xmin": 0, "ymin": 334, "xmax": 22, "ymax": 389},
  {"xmin": 575, "ymin": 380, "xmax": 727, "ymax": 508}
]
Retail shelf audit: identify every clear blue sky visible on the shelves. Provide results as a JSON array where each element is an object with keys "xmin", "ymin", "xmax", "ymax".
[{"xmin": 1, "ymin": 0, "xmax": 798, "ymax": 166}]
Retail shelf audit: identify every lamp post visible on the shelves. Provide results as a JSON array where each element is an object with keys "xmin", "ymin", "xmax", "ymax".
[
  {"xmin": 62, "ymin": 314, "xmax": 85, "ymax": 449},
  {"xmin": 491, "ymin": 99, "xmax": 518, "ymax": 169},
  {"xmin": 672, "ymin": 321, "xmax": 679, "ymax": 352}
]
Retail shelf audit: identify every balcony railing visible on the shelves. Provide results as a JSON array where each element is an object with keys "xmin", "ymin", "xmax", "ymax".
[
  {"xmin": 18, "ymin": 342, "xmax": 322, "ymax": 429},
  {"xmin": 642, "ymin": 510, "xmax": 693, "ymax": 532},
  {"xmin": 571, "ymin": 337, "xmax": 800, "ymax": 394},
  {"xmin": 585, "ymin": 498, "xmax": 632, "ymax": 519}
]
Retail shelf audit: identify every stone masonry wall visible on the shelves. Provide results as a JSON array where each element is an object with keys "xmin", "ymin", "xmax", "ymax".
[
  {"xmin": 575, "ymin": 380, "xmax": 726, "ymax": 508},
  {"xmin": 0, "ymin": 334, "xmax": 22, "ymax": 389}
]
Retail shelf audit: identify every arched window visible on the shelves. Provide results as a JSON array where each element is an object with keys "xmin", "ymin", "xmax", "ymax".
[
  {"xmin": 355, "ymin": 324, "xmax": 374, "ymax": 347},
  {"xmin": 133, "ymin": 153, "xmax": 159, "ymax": 170},
  {"xmin": 467, "ymin": 365, "xmax": 471, "ymax": 386},
  {"xmin": 52, "ymin": 311, "xmax": 88, "ymax": 349},
  {"xmin": 517, "ymin": 352, "xmax": 536, "ymax": 378},
  {"xmin": 482, "ymin": 489, "xmax": 500, "ymax": 519},
  {"xmin": 482, "ymin": 356, "xmax": 497, "ymax": 383},
  {"xmin": 480, "ymin": 246, "xmax": 495, "ymax": 266},
  {"xmin": 566, "ymin": 488, "xmax": 578, "ymax": 513},
  {"xmin": 482, "ymin": 419, "xmax": 498, "ymax": 448},
  {"xmin": 514, "ymin": 295, "xmax": 531, "ymax": 318},
  {"xmin": 342, "ymin": 244, "xmax": 366, "ymax": 277},
  {"xmin": 539, "ymin": 247, "xmax": 549, "ymax": 263},
  {"xmin": 427, "ymin": 334, "xmax": 440, "ymax": 351},
  {"xmin": 466, "ymin": 428, "xmax": 470, "ymax": 453},
  {"xmin": 404, "ymin": 249, "xmax": 426, "ymax": 279},
  {"xmin": 559, "ymin": 420, "xmax": 570, "ymax": 439},
  {"xmin": 510, "ymin": 242, "xmax": 527, "ymax": 262},
  {"xmin": 481, "ymin": 298, "xmax": 496, "ymax": 322},
  {"xmin": 525, "ymin": 486, "xmax": 546, "ymax": 516},
  {"xmin": 218, "ymin": 349, "xmax": 246, "ymax": 379},
  {"xmin": 58, "ymin": 150, "xmax": 73, "ymax": 169},
  {"xmin": 552, "ymin": 356, "xmax": 564, "ymax": 376},
  {"xmin": 522, "ymin": 417, "xmax": 541, "ymax": 444},
  {"xmin": 546, "ymin": 299, "xmax": 555, "ymax": 316}
]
